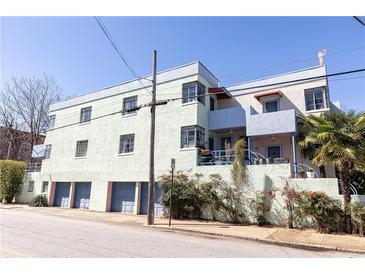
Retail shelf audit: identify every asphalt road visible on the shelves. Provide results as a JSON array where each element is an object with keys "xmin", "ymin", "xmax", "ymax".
[{"xmin": 1, "ymin": 209, "xmax": 363, "ymax": 258}]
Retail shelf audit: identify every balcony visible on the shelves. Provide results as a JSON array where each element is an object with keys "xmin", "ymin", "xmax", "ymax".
[
  {"xmin": 246, "ymin": 109, "xmax": 296, "ymax": 137},
  {"xmin": 208, "ymin": 107, "xmax": 246, "ymax": 131},
  {"xmin": 26, "ymin": 162, "xmax": 42, "ymax": 172}
]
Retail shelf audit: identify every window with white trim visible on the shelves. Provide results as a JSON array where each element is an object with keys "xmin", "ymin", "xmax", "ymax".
[
  {"xmin": 119, "ymin": 134, "xmax": 135, "ymax": 154},
  {"xmin": 123, "ymin": 96, "xmax": 138, "ymax": 115},
  {"xmin": 48, "ymin": 115, "xmax": 56, "ymax": 129},
  {"xmin": 44, "ymin": 144, "xmax": 52, "ymax": 159},
  {"xmin": 42, "ymin": 181, "xmax": 49, "ymax": 193},
  {"xmin": 28, "ymin": 181, "xmax": 34, "ymax": 192},
  {"xmin": 305, "ymin": 87, "xmax": 326, "ymax": 111},
  {"xmin": 76, "ymin": 140, "xmax": 88, "ymax": 157},
  {"xmin": 80, "ymin": 106, "xmax": 92, "ymax": 123},
  {"xmin": 181, "ymin": 126, "xmax": 205, "ymax": 148},
  {"xmin": 182, "ymin": 82, "xmax": 206, "ymax": 105},
  {"xmin": 264, "ymin": 99, "xmax": 280, "ymax": 113}
]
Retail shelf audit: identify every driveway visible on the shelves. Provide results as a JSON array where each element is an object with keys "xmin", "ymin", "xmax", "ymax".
[{"xmin": 1, "ymin": 208, "xmax": 363, "ymax": 258}]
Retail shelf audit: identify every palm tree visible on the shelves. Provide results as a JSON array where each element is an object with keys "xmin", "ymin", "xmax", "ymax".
[
  {"xmin": 297, "ymin": 117, "xmax": 326, "ymax": 177},
  {"xmin": 299, "ymin": 110, "xmax": 365, "ymax": 233}
]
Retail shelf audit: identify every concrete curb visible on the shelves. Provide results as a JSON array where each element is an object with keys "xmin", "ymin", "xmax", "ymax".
[{"xmin": 151, "ymin": 225, "xmax": 365, "ymax": 254}]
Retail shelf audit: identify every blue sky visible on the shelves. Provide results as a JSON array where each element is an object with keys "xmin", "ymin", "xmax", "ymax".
[{"xmin": 1, "ymin": 16, "xmax": 364, "ymax": 111}]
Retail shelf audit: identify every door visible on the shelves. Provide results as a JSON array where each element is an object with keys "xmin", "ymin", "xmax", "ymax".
[
  {"xmin": 267, "ymin": 145, "xmax": 281, "ymax": 158},
  {"xmin": 111, "ymin": 182, "xmax": 136, "ymax": 213},
  {"xmin": 54, "ymin": 182, "xmax": 71, "ymax": 207},
  {"xmin": 73, "ymin": 182, "xmax": 91, "ymax": 209},
  {"xmin": 139, "ymin": 182, "xmax": 164, "ymax": 216},
  {"xmin": 220, "ymin": 136, "xmax": 232, "ymax": 150}
]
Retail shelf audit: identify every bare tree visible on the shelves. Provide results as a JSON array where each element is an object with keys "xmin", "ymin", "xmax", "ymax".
[{"xmin": 0, "ymin": 74, "xmax": 61, "ymax": 159}]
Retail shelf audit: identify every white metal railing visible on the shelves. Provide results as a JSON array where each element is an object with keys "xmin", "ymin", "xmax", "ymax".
[
  {"xmin": 200, "ymin": 149, "xmax": 235, "ymax": 166},
  {"xmin": 199, "ymin": 148, "xmax": 290, "ymax": 166},
  {"xmin": 293, "ymin": 163, "xmax": 319, "ymax": 178},
  {"xmin": 26, "ymin": 162, "xmax": 42, "ymax": 172}
]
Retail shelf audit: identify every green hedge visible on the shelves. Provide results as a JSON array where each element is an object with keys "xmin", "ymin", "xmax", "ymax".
[{"xmin": 0, "ymin": 160, "xmax": 27, "ymax": 203}]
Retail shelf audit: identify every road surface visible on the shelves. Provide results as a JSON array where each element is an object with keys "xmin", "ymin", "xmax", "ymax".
[{"xmin": 0, "ymin": 209, "xmax": 363, "ymax": 258}]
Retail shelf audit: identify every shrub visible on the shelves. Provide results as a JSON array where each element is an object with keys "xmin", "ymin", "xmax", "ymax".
[
  {"xmin": 350, "ymin": 201, "xmax": 365, "ymax": 236},
  {"xmin": 158, "ymin": 171, "xmax": 204, "ymax": 219},
  {"xmin": 0, "ymin": 160, "xmax": 27, "ymax": 203},
  {"xmin": 30, "ymin": 194, "xmax": 49, "ymax": 207},
  {"xmin": 296, "ymin": 191, "xmax": 344, "ymax": 233},
  {"xmin": 250, "ymin": 190, "xmax": 275, "ymax": 226}
]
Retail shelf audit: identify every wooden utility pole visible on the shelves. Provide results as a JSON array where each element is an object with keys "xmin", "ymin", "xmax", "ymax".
[{"xmin": 147, "ymin": 50, "xmax": 157, "ymax": 225}]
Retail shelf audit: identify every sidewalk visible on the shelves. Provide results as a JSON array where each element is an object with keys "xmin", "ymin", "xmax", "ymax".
[
  {"xmin": 152, "ymin": 219, "xmax": 365, "ymax": 253},
  {"xmin": 2, "ymin": 204, "xmax": 365, "ymax": 253}
]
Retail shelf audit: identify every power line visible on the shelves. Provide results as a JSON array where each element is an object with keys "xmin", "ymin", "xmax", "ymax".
[
  {"xmin": 94, "ymin": 16, "xmax": 152, "ymax": 96},
  {"xmin": 353, "ymin": 16, "xmax": 365, "ymax": 27},
  {"xmin": 219, "ymin": 46, "xmax": 365, "ymax": 80},
  {"xmin": 39, "ymin": 67, "xmax": 364, "ymax": 134}
]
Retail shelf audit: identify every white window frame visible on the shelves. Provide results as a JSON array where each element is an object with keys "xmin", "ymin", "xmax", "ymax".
[
  {"xmin": 304, "ymin": 87, "xmax": 327, "ymax": 111},
  {"xmin": 122, "ymin": 96, "xmax": 138, "ymax": 115},
  {"xmin": 44, "ymin": 144, "xmax": 52, "ymax": 159},
  {"xmin": 80, "ymin": 106, "xmax": 92, "ymax": 123},
  {"xmin": 76, "ymin": 140, "xmax": 88, "ymax": 158},
  {"xmin": 181, "ymin": 126, "xmax": 205, "ymax": 148},
  {"xmin": 119, "ymin": 134, "xmax": 135, "ymax": 154},
  {"xmin": 42, "ymin": 181, "xmax": 49, "ymax": 193},
  {"xmin": 48, "ymin": 115, "xmax": 56, "ymax": 129},
  {"xmin": 263, "ymin": 97, "xmax": 280, "ymax": 113},
  {"xmin": 28, "ymin": 181, "xmax": 34, "ymax": 192},
  {"xmin": 182, "ymin": 82, "xmax": 206, "ymax": 105}
]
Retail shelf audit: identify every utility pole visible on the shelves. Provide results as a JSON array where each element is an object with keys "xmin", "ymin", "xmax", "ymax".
[{"xmin": 147, "ymin": 50, "xmax": 157, "ymax": 225}]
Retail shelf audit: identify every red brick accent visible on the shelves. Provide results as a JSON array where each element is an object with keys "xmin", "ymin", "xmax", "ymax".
[
  {"xmin": 69, "ymin": 182, "xmax": 76, "ymax": 208},
  {"xmin": 48, "ymin": 182, "xmax": 56, "ymax": 206},
  {"xmin": 105, "ymin": 181, "xmax": 113, "ymax": 212}
]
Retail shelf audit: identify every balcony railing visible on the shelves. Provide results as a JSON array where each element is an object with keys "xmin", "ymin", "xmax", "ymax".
[
  {"xmin": 26, "ymin": 162, "xmax": 42, "ymax": 172},
  {"xmin": 199, "ymin": 149, "xmax": 235, "ymax": 166},
  {"xmin": 208, "ymin": 107, "xmax": 246, "ymax": 130}
]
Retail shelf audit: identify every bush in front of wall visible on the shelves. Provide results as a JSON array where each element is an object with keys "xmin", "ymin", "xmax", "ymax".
[
  {"xmin": 29, "ymin": 194, "xmax": 49, "ymax": 207},
  {"xmin": 0, "ymin": 160, "xmax": 27, "ymax": 203},
  {"xmin": 350, "ymin": 201, "xmax": 365, "ymax": 236},
  {"xmin": 250, "ymin": 189, "xmax": 276, "ymax": 226},
  {"xmin": 296, "ymin": 191, "xmax": 344, "ymax": 233},
  {"xmin": 158, "ymin": 171, "xmax": 204, "ymax": 219}
]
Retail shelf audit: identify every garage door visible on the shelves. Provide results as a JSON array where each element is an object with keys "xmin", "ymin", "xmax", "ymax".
[
  {"xmin": 140, "ymin": 182, "xmax": 164, "ymax": 216},
  {"xmin": 54, "ymin": 182, "xmax": 71, "ymax": 207},
  {"xmin": 111, "ymin": 182, "xmax": 136, "ymax": 213},
  {"xmin": 73, "ymin": 182, "xmax": 91, "ymax": 209}
]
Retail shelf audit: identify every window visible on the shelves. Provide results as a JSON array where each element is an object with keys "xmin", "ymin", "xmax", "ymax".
[
  {"xmin": 80, "ymin": 106, "xmax": 92, "ymax": 123},
  {"xmin": 264, "ymin": 100, "xmax": 279, "ymax": 113},
  {"xmin": 267, "ymin": 145, "xmax": 281, "ymax": 158},
  {"xmin": 42, "ymin": 181, "xmax": 49, "ymax": 193},
  {"xmin": 181, "ymin": 126, "xmax": 205, "ymax": 148},
  {"xmin": 305, "ymin": 87, "xmax": 326, "ymax": 111},
  {"xmin": 49, "ymin": 115, "xmax": 56, "ymax": 129},
  {"xmin": 210, "ymin": 97, "xmax": 215, "ymax": 111},
  {"xmin": 182, "ymin": 82, "xmax": 206, "ymax": 105},
  {"xmin": 123, "ymin": 96, "xmax": 138, "ymax": 115},
  {"xmin": 119, "ymin": 134, "xmax": 135, "ymax": 154},
  {"xmin": 76, "ymin": 140, "xmax": 88, "ymax": 157},
  {"xmin": 28, "ymin": 181, "xmax": 34, "ymax": 192},
  {"xmin": 44, "ymin": 144, "xmax": 52, "ymax": 159}
]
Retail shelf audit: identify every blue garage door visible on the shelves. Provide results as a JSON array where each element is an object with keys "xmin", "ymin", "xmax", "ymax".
[
  {"xmin": 54, "ymin": 182, "xmax": 71, "ymax": 207},
  {"xmin": 140, "ymin": 182, "xmax": 164, "ymax": 216},
  {"xmin": 73, "ymin": 182, "xmax": 91, "ymax": 209},
  {"xmin": 111, "ymin": 182, "xmax": 136, "ymax": 213}
]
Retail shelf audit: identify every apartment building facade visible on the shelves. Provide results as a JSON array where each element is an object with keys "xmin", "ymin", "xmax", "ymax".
[{"xmin": 18, "ymin": 61, "xmax": 339, "ymax": 216}]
